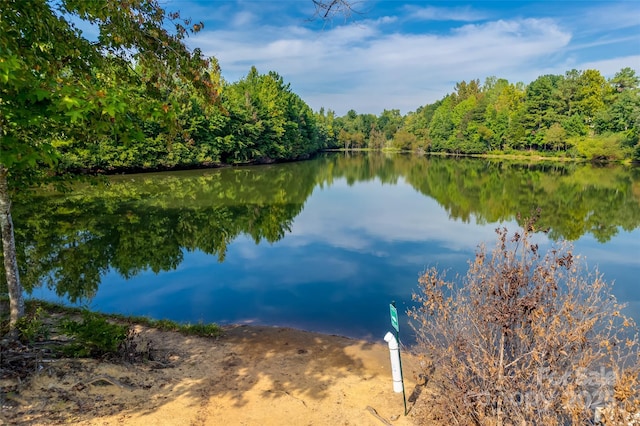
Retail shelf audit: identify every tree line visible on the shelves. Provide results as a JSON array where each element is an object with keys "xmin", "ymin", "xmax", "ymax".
[
  {"xmin": 48, "ymin": 66, "xmax": 640, "ymax": 176},
  {"xmin": 43, "ymin": 64, "xmax": 322, "ymax": 173},
  {"xmin": 54, "ymin": 65, "xmax": 640, "ymax": 174},
  {"xmin": 318, "ymin": 68, "xmax": 640, "ymax": 161}
]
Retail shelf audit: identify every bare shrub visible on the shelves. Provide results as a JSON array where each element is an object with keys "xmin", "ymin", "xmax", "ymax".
[{"xmin": 409, "ymin": 217, "xmax": 640, "ymax": 425}]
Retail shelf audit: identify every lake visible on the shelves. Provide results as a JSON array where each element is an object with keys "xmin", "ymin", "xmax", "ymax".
[{"xmin": 13, "ymin": 153, "xmax": 640, "ymax": 343}]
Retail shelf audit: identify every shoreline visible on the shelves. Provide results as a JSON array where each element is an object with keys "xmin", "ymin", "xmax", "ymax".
[
  {"xmin": 20, "ymin": 298, "xmax": 418, "ymax": 348},
  {"xmin": 37, "ymin": 149, "xmax": 637, "ymax": 180},
  {"xmin": 2, "ymin": 319, "xmax": 423, "ymax": 425}
]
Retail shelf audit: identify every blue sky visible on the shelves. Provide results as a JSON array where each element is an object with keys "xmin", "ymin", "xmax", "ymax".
[{"xmin": 168, "ymin": 0, "xmax": 640, "ymax": 115}]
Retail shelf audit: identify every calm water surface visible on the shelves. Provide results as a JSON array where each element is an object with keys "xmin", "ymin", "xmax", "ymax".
[{"xmin": 16, "ymin": 154, "xmax": 640, "ymax": 342}]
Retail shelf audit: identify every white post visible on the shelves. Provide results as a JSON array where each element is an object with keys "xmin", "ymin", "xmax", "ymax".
[{"xmin": 384, "ymin": 331, "xmax": 404, "ymax": 393}]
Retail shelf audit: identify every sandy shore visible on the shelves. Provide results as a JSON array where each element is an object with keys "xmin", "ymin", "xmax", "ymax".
[{"xmin": 2, "ymin": 324, "xmax": 423, "ymax": 425}]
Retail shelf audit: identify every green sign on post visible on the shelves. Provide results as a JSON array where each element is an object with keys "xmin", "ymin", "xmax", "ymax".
[
  {"xmin": 390, "ymin": 303, "xmax": 399, "ymax": 332},
  {"xmin": 389, "ymin": 301, "xmax": 407, "ymax": 415}
]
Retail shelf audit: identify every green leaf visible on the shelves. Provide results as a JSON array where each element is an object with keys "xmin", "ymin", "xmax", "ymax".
[
  {"xmin": 33, "ymin": 88, "xmax": 50, "ymax": 101},
  {"xmin": 66, "ymin": 110, "xmax": 85, "ymax": 123},
  {"xmin": 61, "ymin": 96, "xmax": 80, "ymax": 110}
]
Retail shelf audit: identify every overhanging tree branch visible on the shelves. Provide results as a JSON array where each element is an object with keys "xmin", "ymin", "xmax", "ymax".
[{"xmin": 311, "ymin": 0, "xmax": 361, "ymax": 21}]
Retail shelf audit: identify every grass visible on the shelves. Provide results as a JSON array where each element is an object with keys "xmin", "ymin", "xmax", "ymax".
[{"xmin": 13, "ymin": 299, "xmax": 223, "ymax": 339}]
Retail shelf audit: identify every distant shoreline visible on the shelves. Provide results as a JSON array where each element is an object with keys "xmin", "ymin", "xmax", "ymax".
[{"xmin": 327, "ymin": 147, "xmax": 638, "ymax": 165}]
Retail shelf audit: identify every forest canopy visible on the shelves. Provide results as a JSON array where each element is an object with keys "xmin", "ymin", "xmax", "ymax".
[
  {"xmin": 33, "ymin": 65, "xmax": 640, "ymax": 176},
  {"xmin": 319, "ymin": 67, "xmax": 640, "ymax": 162}
]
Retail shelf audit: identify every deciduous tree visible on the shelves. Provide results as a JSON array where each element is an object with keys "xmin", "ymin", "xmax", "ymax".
[{"xmin": 1, "ymin": 0, "xmax": 216, "ymax": 330}]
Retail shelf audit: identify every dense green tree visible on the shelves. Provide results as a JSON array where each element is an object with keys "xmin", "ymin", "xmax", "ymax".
[
  {"xmin": 315, "ymin": 107, "xmax": 338, "ymax": 148},
  {"xmin": 522, "ymin": 74, "xmax": 563, "ymax": 148},
  {"xmin": 377, "ymin": 109, "xmax": 403, "ymax": 140},
  {"xmin": 483, "ymin": 80, "xmax": 525, "ymax": 150},
  {"xmin": 393, "ymin": 67, "xmax": 636, "ymax": 159},
  {"xmin": 574, "ymin": 133, "xmax": 631, "ymax": 161},
  {"xmin": 392, "ymin": 129, "xmax": 417, "ymax": 150},
  {"xmin": 452, "ymin": 79, "xmax": 481, "ymax": 103},
  {"xmin": 368, "ymin": 126, "xmax": 386, "ymax": 150},
  {"xmin": 427, "ymin": 96, "xmax": 455, "ymax": 151},
  {"xmin": 596, "ymin": 69, "xmax": 640, "ymax": 138},
  {"xmin": 1, "ymin": 0, "xmax": 215, "ymax": 328},
  {"xmin": 356, "ymin": 113, "xmax": 378, "ymax": 143},
  {"xmin": 333, "ymin": 109, "xmax": 368, "ymax": 149},
  {"xmin": 403, "ymin": 100, "xmax": 441, "ymax": 148},
  {"xmin": 48, "ymin": 60, "xmax": 226, "ymax": 172},
  {"xmin": 560, "ymin": 113, "xmax": 588, "ymax": 138},
  {"xmin": 558, "ymin": 69, "xmax": 582, "ymax": 116},
  {"xmin": 449, "ymin": 96, "xmax": 479, "ymax": 152},
  {"xmin": 575, "ymin": 69, "xmax": 609, "ymax": 123},
  {"xmin": 544, "ymin": 123, "xmax": 568, "ymax": 151},
  {"xmin": 219, "ymin": 67, "xmax": 319, "ymax": 162}
]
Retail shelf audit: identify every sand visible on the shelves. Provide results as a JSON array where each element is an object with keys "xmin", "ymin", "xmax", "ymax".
[{"xmin": 2, "ymin": 324, "xmax": 424, "ymax": 425}]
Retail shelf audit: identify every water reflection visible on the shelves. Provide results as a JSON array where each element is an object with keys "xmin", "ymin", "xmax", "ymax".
[{"xmin": 6, "ymin": 153, "xmax": 640, "ymax": 340}]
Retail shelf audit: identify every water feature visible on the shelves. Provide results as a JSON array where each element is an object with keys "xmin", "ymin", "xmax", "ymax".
[{"xmin": 11, "ymin": 153, "xmax": 640, "ymax": 342}]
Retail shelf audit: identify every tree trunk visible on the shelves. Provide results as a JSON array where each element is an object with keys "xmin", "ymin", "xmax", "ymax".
[{"xmin": 0, "ymin": 163, "xmax": 24, "ymax": 331}]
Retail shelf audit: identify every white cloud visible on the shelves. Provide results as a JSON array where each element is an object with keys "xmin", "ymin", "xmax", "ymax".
[
  {"xmin": 283, "ymin": 178, "xmax": 504, "ymax": 254},
  {"xmin": 579, "ymin": 2, "xmax": 640, "ymax": 33},
  {"xmin": 184, "ymin": 1, "xmax": 637, "ymax": 115},
  {"xmin": 379, "ymin": 16, "xmax": 397, "ymax": 24},
  {"xmin": 191, "ymin": 16, "xmax": 575, "ymax": 114},
  {"xmin": 231, "ymin": 11, "xmax": 257, "ymax": 27},
  {"xmin": 405, "ymin": 5, "xmax": 487, "ymax": 22},
  {"xmin": 578, "ymin": 56, "xmax": 640, "ymax": 78}
]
